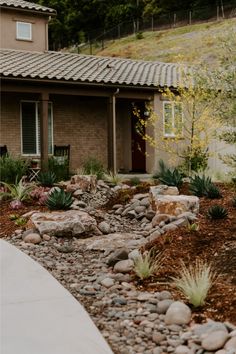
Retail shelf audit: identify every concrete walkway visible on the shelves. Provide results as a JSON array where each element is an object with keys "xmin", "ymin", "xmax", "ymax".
[{"xmin": 0, "ymin": 240, "xmax": 113, "ymax": 354}]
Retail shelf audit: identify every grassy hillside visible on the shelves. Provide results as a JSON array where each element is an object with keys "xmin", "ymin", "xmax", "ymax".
[{"xmin": 82, "ymin": 18, "xmax": 236, "ymax": 65}]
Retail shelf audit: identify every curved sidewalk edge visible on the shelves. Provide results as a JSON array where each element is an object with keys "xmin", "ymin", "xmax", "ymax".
[{"xmin": 0, "ymin": 240, "xmax": 114, "ymax": 354}]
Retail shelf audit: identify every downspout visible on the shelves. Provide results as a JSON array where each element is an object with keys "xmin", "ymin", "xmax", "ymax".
[{"xmin": 112, "ymin": 88, "xmax": 119, "ymax": 173}]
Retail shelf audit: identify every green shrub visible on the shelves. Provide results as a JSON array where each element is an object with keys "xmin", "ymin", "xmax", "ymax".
[
  {"xmin": 135, "ymin": 31, "xmax": 143, "ymax": 40},
  {"xmin": 46, "ymin": 188, "xmax": 73, "ymax": 210},
  {"xmin": 206, "ymin": 183, "xmax": 222, "ymax": 199},
  {"xmin": 182, "ymin": 147, "xmax": 209, "ymax": 174},
  {"xmin": 82, "ymin": 157, "xmax": 105, "ymax": 179},
  {"xmin": 48, "ymin": 157, "xmax": 69, "ymax": 182},
  {"xmin": 153, "ymin": 160, "xmax": 183, "ymax": 188},
  {"xmin": 37, "ymin": 171, "xmax": 56, "ymax": 187},
  {"xmin": 172, "ymin": 260, "xmax": 216, "ymax": 307},
  {"xmin": 207, "ymin": 205, "xmax": 228, "ymax": 219},
  {"xmin": 104, "ymin": 172, "xmax": 122, "ymax": 186},
  {"xmin": 0, "ymin": 155, "xmax": 28, "ymax": 184},
  {"xmin": 130, "ymin": 176, "xmax": 141, "ymax": 186},
  {"xmin": 189, "ymin": 175, "xmax": 212, "ymax": 197},
  {"xmin": 134, "ymin": 250, "xmax": 163, "ymax": 280}
]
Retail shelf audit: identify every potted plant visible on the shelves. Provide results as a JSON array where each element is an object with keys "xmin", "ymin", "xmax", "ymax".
[{"xmin": 30, "ymin": 159, "xmax": 39, "ymax": 168}]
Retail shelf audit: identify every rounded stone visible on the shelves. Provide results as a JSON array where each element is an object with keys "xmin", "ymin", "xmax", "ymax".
[
  {"xmin": 113, "ymin": 259, "xmax": 134, "ymax": 274},
  {"xmin": 42, "ymin": 234, "xmax": 51, "ymax": 241},
  {"xmin": 98, "ymin": 221, "xmax": 110, "ymax": 234},
  {"xmin": 202, "ymin": 330, "xmax": 229, "ymax": 351},
  {"xmin": 224, "ymin": 336, "xmax": 236, "ymax": 350},
  {"xmin": 165, "ymin": 301, "xmax": 191, "ymax": 325},
  {"xmin": 175, "ymin": 345, "xmax": 191, "ymax": 354},
  {"xmin": 100, "ymin": 277, "xmax": 115, "ymax": 288},
  {"xmin": 157, "ymin": 299, "xmax": 174, "ymax": 314},
  {"xmin": 24, "ymin": 233, "xmax": 42, "ymax": 244}
]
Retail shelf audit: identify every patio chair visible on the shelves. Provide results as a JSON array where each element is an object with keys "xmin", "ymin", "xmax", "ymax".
[
  {"xmin": 53, "ymin": 145, "xmax": 70, "ymax": 175},
  {"xmin": 0, "ymin": 145, "xmax": 8, "ymax": 157}
]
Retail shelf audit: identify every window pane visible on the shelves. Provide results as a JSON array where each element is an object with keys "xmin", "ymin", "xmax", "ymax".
[
  {"xmin": 174, "ymin": 103, "xmax": 183, "ymax": 135},
  {"xmin": 164, "ymin": 103, "xmax": 173, "ymax": 135},
  {"xmin": 22, "ymin": 102, "xmax": 37, "ymax": 154},
  {"xmin": 17, "ymin": 22, "xmax": 31, "ymax": 40}
]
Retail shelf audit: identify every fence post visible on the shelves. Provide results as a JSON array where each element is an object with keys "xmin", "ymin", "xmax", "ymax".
[
  {"xmin": 217, "ymin": 5, "xmax": 219, "ymax": 20},
  {"xmin": 189, "ymin": 11, "xmax": 192, "ymax": 25},
  {"xmin": 173, "ymin": 13, "xmax": 176, "ymax": 27},
  {"xmin": 221, "ymin": 1, "xmax": 225, "ymax": 18},
  {"xmin": 151, "ymin": 15, "xmax": 154, "ymax": 31},
  {"xmin": 133, "ymin": 20, "xmax": 136, "ymax": 34}
]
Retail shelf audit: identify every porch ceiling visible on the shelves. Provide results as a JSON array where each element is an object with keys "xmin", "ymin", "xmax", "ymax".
[{"xmin": 0, "ymin": 49, "xmax": 188, "ymax": 89}]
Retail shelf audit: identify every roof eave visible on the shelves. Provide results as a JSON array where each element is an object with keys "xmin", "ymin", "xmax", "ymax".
[{"xmin": 0, "ymin": 5, "xmax": 57, "ymax": 16}]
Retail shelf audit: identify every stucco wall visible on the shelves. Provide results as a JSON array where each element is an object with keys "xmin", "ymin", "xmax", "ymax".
[{"xmin": 0, "ymin": 9, "xmax": 48, "ymax": 51}]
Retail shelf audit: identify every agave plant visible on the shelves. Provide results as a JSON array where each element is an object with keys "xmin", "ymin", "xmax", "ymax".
[
  {"xmin": 207, "ymin": 205, "xmax": 228, "ymax": 219},
  {"xmin": 189, "ymin": 175, "xmax": 212, "ymax": 197},
  {"xmin": 37, "ymin": 171, "xmax": 56, "ymax": 187},
  {"xmin": 154, "ymin": 160, "xmax": 183, "ymax": 188},
  {"xmin": 206, "ymin": 183, "xmax": 222, "ymax": 199},
  {"xmin": 46, "ymin": 188, "xmax": 73, "ymax": 210},
  {"xmin": 0, "ymin": 179, "xmax": 34, "ymax": 202},
  {"xmin": 172, "ymin": 259, "xmax": 216, "ymax": 307}
]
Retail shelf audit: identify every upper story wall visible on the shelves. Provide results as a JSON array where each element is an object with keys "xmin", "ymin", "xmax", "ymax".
[{"xmin": 0, "ymin": 8, "xmax": 49, "ymax": 51}]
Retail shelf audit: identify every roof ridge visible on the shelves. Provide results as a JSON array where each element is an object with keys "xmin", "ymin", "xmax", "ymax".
[{"xmin": 0, "ymin": 0, "xmax": 56, "ymax": 14}]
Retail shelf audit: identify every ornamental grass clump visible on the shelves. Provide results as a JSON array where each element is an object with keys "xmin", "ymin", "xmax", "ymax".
[
  {"xmin": 104, "ymin": 172, "xmax": 122, "ymax": 186},
  {"xmin": 0, "ymin": 178, "xmax": 34, "ymax": 208},
  {"xmin": 133, "ymin": 250, "xmax": 163, "ymax": 280},
  {"xmin": 172, "ymin": 260, "xmax": 216, "ymax": 307}
]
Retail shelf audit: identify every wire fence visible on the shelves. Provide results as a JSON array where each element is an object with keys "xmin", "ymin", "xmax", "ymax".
[{"xmin": 78, "ymin": 3, "xmax": 236, "ymax": 55}]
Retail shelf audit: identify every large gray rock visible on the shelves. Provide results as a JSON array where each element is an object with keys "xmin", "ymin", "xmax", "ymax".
[
  {"xmin": 30, "ymin": 210, "xmax": 97, "ymax": 237},
  {"xmin": 201, "ymin": 330, "xmax": 229, "ymax": 351},
  {"xmin": 150, "ymin": 185, "xmax": 179, "ymax": 198},
  {"xmin": 24, "ymin": 233, "xmax": 42, "ymax": 244},
  {"xmin": 165, "ymin": 301, "xmax": 191, "ymax": 325},
  {"xmin": 193, "ymin": 320, "xmax": 228, "ymax": 337},
  {"xmin": 113, "ymin": 259, "xmax": 134, "ymax": 273}
]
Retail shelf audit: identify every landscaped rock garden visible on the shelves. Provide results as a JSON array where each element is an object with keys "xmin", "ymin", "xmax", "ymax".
[{"xmin": 1, "ymin": 171, "xmax": 236, "ymax": 354}]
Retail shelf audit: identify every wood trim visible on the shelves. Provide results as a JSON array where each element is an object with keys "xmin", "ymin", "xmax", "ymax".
[{"xmin": 39, "ymin": 92, "xmax": 49, "ymax": 170}]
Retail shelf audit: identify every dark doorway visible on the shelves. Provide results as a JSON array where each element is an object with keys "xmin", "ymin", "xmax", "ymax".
[{"xmin": 131, "ymin": 102, "xmax": 146, "ymax": 172}]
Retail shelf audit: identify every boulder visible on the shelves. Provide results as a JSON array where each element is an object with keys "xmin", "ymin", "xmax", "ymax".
[
  {"xmin": 113, "ymin": 259, "xmax": 134, "ymax": 273},
  {"xmin": 151, "ymin": 195, "xmax": 199, "ymax": 216},
  {"xmin": 150, "ymin": 185, "xmax": 179, "ymax": 198},
  {"xmin": 201, "ymin": 330, "xmax": 229, "ymax": 351},
  {"xmin": 24, "ymin": 233, "xmax": 42, "ymax": 244},
  {"xmin": 30, "ymin": 210, "xmax": 97, "ymax": 237},
  {"xmin": 165, "ymin": 301, "xmax": 191, "ymax": 325},
  {"xmin": 70, "ymin": 175, "xmax": 97, "ymax": 193}
]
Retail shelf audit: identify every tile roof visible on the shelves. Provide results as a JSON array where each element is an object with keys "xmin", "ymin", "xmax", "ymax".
[
  {"xmin": 0, "ymin": 0, "xmax": 56, "ymax": 14},
  {"xmin": 0, "ymin": 49, "xmax": 187, "ymax": 89}
]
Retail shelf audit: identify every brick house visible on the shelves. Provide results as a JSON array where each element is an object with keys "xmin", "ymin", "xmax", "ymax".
[{"xmin": 1, "ymin": 0, "xmax": 232, "ymax": 175}]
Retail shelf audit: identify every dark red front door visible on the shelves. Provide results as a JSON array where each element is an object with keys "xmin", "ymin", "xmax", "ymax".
[{"xmin": 131, "ymin": 102, "xmax": 146, "ymax": 172}]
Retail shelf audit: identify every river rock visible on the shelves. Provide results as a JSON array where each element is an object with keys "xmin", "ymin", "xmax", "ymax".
[
  {"xmin": 24, "ymin": 233, "xmax": 42, "ymax": 244},
  {"xmin": 201, "ymin": 330, "xmax": 229, "ymax": 351},
  {"xmin": 98, "ymin": 221, "xmax": 111, "ymax": 234},
  {"xmin": 165, "ymin": 301, "xmax": 191, "ymax": 325},
  {"xmin": 107, "ymin": 248, "xmax": 129, "ymax": 267},
  {"xmin": 113, "ymin": 259, "xmax": 134, "ymax": 273},
  {"xmin": 224, "ymin": 336, "xmax": 236, "ymax": 350}
]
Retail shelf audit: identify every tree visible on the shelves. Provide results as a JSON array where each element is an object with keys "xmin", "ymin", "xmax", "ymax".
[{"xmin": 134, "ymin": 68, "xmax": 222, "ymax": 175}]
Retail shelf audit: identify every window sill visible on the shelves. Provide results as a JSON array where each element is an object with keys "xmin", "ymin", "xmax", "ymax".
[{"xmin": 16, "ymin": 38, "xmax": 33, "ymax": 42}]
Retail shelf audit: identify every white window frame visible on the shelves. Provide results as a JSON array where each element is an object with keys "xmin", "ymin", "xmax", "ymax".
[
  {"xmin": 163, "ymin": 101, "xmax": 183, "ymax": 137},
  {"xmin": 16, "ymin": 21, "xmax": 32, "ymax": 41},
  {"xmin": 20, "ymin": 100, "xmax": 53, "ymax": 156}
]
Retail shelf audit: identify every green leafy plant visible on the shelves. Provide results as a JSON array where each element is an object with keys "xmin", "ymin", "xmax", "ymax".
[
  {"xmin": 104, "ymin": 172, "xmax": 122, "ymax": 186},
  {"xmin": 0, "ymin": 178, "xmax": 34, "ymax": 203},
  {"xmin": 154, "ymin": 160, "xmax": 183, "ymax": 188},
  {"xmin": 9, "ymin": 214, "xmax": 19, "ymax": 221},
  {"xmin": 37, "ymin": 171, "xmax": 57, "ymax": 187},
  {"xmin": 189, "ymin": 174, "xmax": 212, "ymax": 197},
  {"xmin": 0, "ymin": 156, "xmax": 28, "ymax": 184},
  {"xmin": 14, "ymin": 217, "xmax": 27, "ymax": 226},
  {"xmin": 133, "ymin": 250, "xmax": 163, "ymax": 280},
  {"xmin": 172, "ymin": 259, "xmax": 216, "ymax": 307},
  {"xmin": 207, "ymin": 205, "xmax": 228, "ymax": 219},
  {"xmin": 130, "ymin": 176, "xmax": 141, "ymax": 186},
  {"xmin": 46, "ymin": 188, "xmax": 73, "ymax": 210},
  {"xmin": 187, "ymin": 222, "xmax": 199, "ymax": 232},
  {"xmin": 206, "ymin": 183, "xmax": 222, "ymax": 199},
  {"xmin": 135, "ymin": 31, "xmax": 143, "ymax": 40},
  {"xmin": 182, "ymin": 147, "xmax": 209, "ymax": 174},
  {"xmin": 82, "ymin": 157, "xmax": 105, "ymax": 179}
]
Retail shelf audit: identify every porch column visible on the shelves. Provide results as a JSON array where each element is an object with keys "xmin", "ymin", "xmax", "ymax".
[
  {"xmin": 107, "ymin": 94, "xmax": 117, "ymax": 173},
  {"xmin": 40, "ymin": 92, "xmax": 49, "ymax": 171}
]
